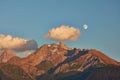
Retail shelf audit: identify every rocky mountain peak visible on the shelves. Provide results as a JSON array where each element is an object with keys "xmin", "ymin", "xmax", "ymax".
[
  {"xmin": 0, "ymin": 43, "xmax": 120, "ymax": 79},
  {"xmin": 58, "ymin": 42, "xmax": 72, "ymax": 50},
  {"xmin": 0, "ymin": 50, "xmax": 17, "ymax": 63},
  {"xmin": 35, "ymin": 42, "xmax": 71, "ymax": 56}
]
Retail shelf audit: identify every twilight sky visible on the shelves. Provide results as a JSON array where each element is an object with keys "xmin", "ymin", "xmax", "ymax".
[{"xmin": 0, "ymin": 0, "xmax": 120, "ymax": 61}]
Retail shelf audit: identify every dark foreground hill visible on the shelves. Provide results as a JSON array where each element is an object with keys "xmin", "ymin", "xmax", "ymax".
[{"xmin": 0, "ymin": 64, "xmax": 34, "ymax": 80}]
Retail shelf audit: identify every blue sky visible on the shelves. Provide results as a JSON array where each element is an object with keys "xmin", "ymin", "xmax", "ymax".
[{"xmin": 0, "ymin": 0, "xmax": 120, "ymax": 61}]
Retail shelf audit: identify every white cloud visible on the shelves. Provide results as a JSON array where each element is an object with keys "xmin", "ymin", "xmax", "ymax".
[
  {"xmin": 44, "ymin": 25, "xmax": 81, "ymax": 41},
  {"xmin": 0, "ymin": 34, "xmax": 38, "ymax": 51}
]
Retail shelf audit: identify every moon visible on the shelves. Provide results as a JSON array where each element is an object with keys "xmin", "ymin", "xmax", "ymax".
[{"xmin": 83, "ymin": 24, "xmax": 88, "ymax": 30}]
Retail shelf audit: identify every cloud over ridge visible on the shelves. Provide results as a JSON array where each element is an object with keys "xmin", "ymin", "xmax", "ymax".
[
  {"xmin": 0, "ymin": 34, "xmax": 38, "ymax": 51},
  {"xmin": 45, "ymin": 25, "xmax": 81, "ymax": 41}
]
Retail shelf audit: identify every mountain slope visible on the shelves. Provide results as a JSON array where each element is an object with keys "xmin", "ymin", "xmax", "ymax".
[
  {"xmin": 0, "ymin": 63, "xmax": 35, "ymax": 80},
  {"xmin": 35, "ymin": 43, "xmax": 120, "ymax": 80},
  {"xmin": 47, "ymin": 48, "xmax": 120, "ymax": 74},
  {"xmin": 89, "ymin": 49, "xmax": 120, "ymax": 66},
  {"xmin": 37, "ymin": 65, "xmax": 120, "ymax": 80},
  {"xmin": 0, "ymin": 50, "xmax": 17, "ymax": 63},
  {"xmin": 7, "ymin": 43, "xmax": 69, "ymax": 76}
]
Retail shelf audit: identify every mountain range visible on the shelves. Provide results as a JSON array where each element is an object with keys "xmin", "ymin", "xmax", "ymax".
[{"xmin": 0, "ymin": 42, "xmax": 120, "ymax": 80}]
